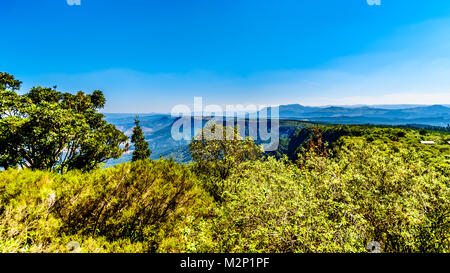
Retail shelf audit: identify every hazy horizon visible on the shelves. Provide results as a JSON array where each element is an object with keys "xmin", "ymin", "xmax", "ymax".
[{"xmin": 99, "ymin": 104, "xmax": 450, "ymax": 115}]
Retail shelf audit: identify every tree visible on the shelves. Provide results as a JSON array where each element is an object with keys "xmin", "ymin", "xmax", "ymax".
[
  {"xmin": 189, "ymin": 123, "xmax": 263, "ymax": 201},
  {"xmin": 305, "ymin": 127, "xmax": 328, "ymax": 158},
  {"xmin": 0, "ymin": 72, "xmax": 22, "ymax": 91},
  {"xmin": 0, "ymin": 73, "xmax": 25, "ymax": 169},
  {"xmin": 0, "ymin": 72, "xmax": 128, "ymax": 172},
  {"xmin": 131, "ymin": 117, "xmax": 152, "ymax": 162}
]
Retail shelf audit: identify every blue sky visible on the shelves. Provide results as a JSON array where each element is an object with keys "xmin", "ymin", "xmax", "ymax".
[{"xmin": 1, "ymin": 0, "xmax": 450, "ymax": 112}]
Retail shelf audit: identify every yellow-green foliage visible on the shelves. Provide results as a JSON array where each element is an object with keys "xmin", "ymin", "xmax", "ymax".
[
  {"xmin": 0, "ymin": 159, "xmax": 214, "ymax": 253},
  {"xmin": 214, "ymin": 137, "xmax": 449, "ymax": 253},
  {"xmin": 189, "ymin": 123, "xmax": 263, "ymax": 202},
  {"xmin": 0, "ymin": 126, "xmax": 449, "ymax": 253},
  {"xmin": 0, "ymin": 170, "xmax": 61, "ymax": 252}
]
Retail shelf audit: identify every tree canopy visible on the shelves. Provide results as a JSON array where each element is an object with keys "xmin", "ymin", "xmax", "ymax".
[{"xmin": 0, "ymin": 72, "xmax": 128, "ymax": 172}]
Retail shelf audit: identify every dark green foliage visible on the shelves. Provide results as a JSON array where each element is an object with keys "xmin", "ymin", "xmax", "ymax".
[
  {"xmin": 265, "ymin": 138, "xmax": 290, "ymax": 159},
  {"xmin": 0, "ymin": 72, "xmax": 128, "ymax": 172},
  {"xmin": 286, "ymin": 125, "xmax": 362, "ymax": 161},
  {"xmin": 131, "ymin": 117, "xmax": 152, "ymax": 162},
  {"xmin": 284, "ymin": 125, "xmax": 449, "ymax": 168},
  {"xmin": 0, "ymin": 72, "xmax": 22, "ymax": 91}
]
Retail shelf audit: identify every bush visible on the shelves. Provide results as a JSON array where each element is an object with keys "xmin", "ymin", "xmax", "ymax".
[
  {"xmin": 213, "ymin": 138, "xmax": 449, "ymax": 253},
  {"xmin": 0, "ymin": 159, "xmax": 215, "ymax": 252},
  {"xmin": 190, "ymin": 123, "xmax": 263, "ymax": 202}
]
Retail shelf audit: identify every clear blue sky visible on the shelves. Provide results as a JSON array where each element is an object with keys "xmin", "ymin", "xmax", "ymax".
[{"xmin": 2, "ymin": 0, "xmax": 450, "ymax": 112}]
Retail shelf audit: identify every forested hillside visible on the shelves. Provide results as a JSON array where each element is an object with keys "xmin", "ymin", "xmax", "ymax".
[{"xmin": 103, "ymin": 113, "xmax": 449, "ymax": 165}]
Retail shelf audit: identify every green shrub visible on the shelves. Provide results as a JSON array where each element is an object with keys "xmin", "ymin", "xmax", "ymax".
[
  {"xmin": 0, "ymin": 159, "xmax": 215, "ymax": 253},
  {"xmin": 0, "ymin": 169, "xmax": 61, "ymax": 252},
  {"xmin": 213, "ymin": 138, "xmax": 449, "ymax": 253}
]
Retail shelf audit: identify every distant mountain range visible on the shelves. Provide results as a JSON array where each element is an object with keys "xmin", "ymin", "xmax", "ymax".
[
  {"xmin": 104, "ymin": 104, "xmax": 449, "ymax": 165},
  {"xmin": 262, "ymin": 104, "xmax": 450, "ymax": 127}
]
